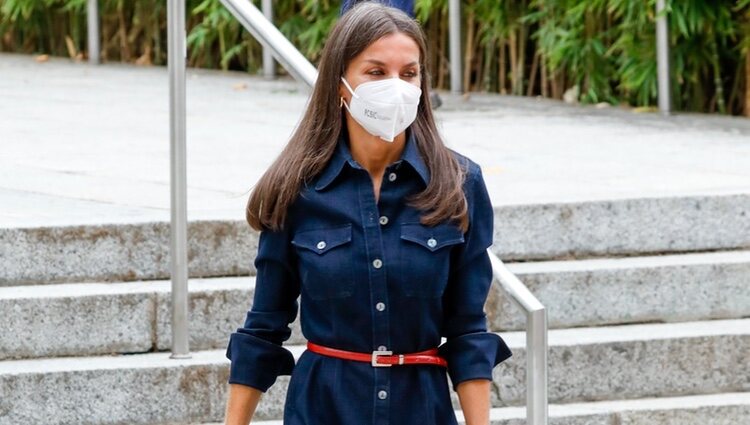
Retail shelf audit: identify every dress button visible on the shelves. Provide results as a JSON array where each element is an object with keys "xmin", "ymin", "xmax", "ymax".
[
  {"xmin": 427, "ymin": 238, "xmax": 437, "ymax": 248},
  {"xmin": 372, "ymin": 258, "xmax": 383, "ymax": 269},
  {"xmin": 378, "ymin": 345, "xmax": 387, "ymax": 351},
  {"xmin": 376, "ymin": 302, "xmax": 386, "ymax": 311},
  {"xmin": 379, "ymin": 215, "xmax": 389, "ymax": 225},
  {"xmin": 378, "ymin": 390, "xmax": 388, "ymax": 400},
  {"xmin": 388, "ymin": 172, "xmax": 397, "ymax": 182},
  {"xmin": 316, "ymin": 241, "xmax": 327, "ymax": 250}
]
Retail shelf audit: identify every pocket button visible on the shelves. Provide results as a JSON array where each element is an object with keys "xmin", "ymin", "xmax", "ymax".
[
  {"xmin": 291, "ymin": 224, "xmax": 354, "ymax": 300},
  {"xmin": 398, "ymin": 222, "xmax": 465, "ymax": 297}
]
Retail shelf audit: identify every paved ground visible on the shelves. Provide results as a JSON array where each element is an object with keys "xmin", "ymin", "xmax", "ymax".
[{"xmin": 1, "ymin": 52, "xmax": 749, "ymax": 228}]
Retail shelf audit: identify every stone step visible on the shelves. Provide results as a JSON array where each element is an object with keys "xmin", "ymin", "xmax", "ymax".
[
  {"xmin": 2, "ymin": 193, "xmax": 749, "ymax": 286},
  {"xmin": 489, "ymin": 249, "xmax": 750, "ymax": 330},
  {"xmin": 0, "ymin": 220, "xmax": 251, "ymax": 287},
  {"xmin": 0, "ymin": 319, "xmax": 747, "ymax": 424},
  {"xmin": 199, "ymin": 392, "xmax": 750, "ymax": 425},
  {"xmin": 488, "ymin": 319, "xmax": 749, "ymax": 407},
  {"xmin": 4, "ymin": 249, "xmax": 749, "ymax": 360},
  {"xmin": 0, "ymin": 276, "xmax": 257, "ymax": 361}
]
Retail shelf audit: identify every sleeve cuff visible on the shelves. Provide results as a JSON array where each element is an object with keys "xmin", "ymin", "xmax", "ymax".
[
  {"xmin": 438, "ymin": 332, "xmax": 512, "ymax": 392},
  {"xmin": 225, "ymin": 330, "xmax": 296, "ymax": 392}
]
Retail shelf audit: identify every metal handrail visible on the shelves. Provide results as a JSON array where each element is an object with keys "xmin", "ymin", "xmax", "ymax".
[
  {"xmin": 488, "ymin": 248, "xmax": 548, "ymax": 425},
  {"xmin": 86, "ymin": 0, "xmax": 99, "ymax": 64},
  {"xmin": 219, "ymin": 0, "xmax": 317, "ymax": 88},
  {"xmin": 448, "ymin": 0, "xmax": 462, "ymax": 94},
  {"xmin": 167, "ymin": 0, "xmax": 190, "ymax": 360},
  {"xmin": 656, "ymin": 0, "xmax": 671, "ymax": 114},
  {"xmin": 261, "ymin": 0, "xmax": 276, "ymax": 79}
]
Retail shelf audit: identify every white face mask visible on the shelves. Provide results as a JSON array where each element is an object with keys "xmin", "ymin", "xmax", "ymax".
[{"xmin": 341, "ymin": 76, "xmax": 422, "ymax": 142}]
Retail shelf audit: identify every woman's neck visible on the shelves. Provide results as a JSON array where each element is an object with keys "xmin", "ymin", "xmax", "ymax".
[{"xmin": 345, "ymin": 117, "xmax": 406, "ymax": 177}]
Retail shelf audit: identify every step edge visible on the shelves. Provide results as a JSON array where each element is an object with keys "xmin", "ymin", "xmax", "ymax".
[
  {"xmin": 3, "ymin": 318, "xmax": 748, "ymax": 374},
  {"xmin": 204, "ymin": 391, "xmax": 750, "ymax": 424},
  {"xmin": 0, "ymin": 276, "xmax": 257, "ymax": 299},
  {"xmin": 505, "ymin": 249, "xmax": 750, "ymax": 274}
]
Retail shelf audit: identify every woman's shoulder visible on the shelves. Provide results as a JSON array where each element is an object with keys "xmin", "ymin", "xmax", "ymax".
[{"xmin": 445, "ymin": 147, "xmax": 484, "ymax": 188}]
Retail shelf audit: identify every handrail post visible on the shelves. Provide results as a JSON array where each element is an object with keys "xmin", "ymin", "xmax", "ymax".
[
  {"xmin": 262, "ymin": 0, "xmax": 276, "ymax": 79},
  {"xmin": 167, "ymin": 0, "xmax": 191, "ymax": 359},
  {"xmin": 488, "ymin": 249, "xmax": 548, "ymax": 425},
  {"xmin": 656, "ymin": 0, "xmax": 671, "ymax": 115},
  {"xmin": 448, "ymin": 0, "xmax": 462, "ymax": 94},
  {"xmin": 86, "ymin": 0, "xmax": 99, "ymax": 64},
  {"xmin": 527, "ymin": 307, "xmax": 548, "ymax": 425}
]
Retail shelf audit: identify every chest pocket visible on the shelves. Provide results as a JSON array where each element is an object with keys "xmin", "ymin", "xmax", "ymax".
[
  {"xmin": 291, "ymin": 223, "xmax": 355, "ymax": 300},
  {"xmin": 398, "ymin": 222, "xmax": 465, "ymax": 298}
]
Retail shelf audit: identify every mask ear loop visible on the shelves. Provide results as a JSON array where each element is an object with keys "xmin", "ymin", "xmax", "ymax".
[
  {"xmin": 340, "ymin": 76, "xmax": 357, "ymax": 111},
  {"xmin": 340, "ymin": 77, "xmax": 358, "ymax": 99},
  {"xmin": 340, "ymin": 77, "xmax": 356, "ymax": 113}
]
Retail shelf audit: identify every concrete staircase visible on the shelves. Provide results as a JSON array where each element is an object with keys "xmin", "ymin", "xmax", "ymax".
[{"xmin": 1, "ymin": 194, "xmax": 749, "ymax": 425}]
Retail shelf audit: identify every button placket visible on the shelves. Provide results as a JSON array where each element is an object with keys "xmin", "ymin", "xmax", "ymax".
[{"xmin": 356, "ymin": 168, "xmax": 391, "ymax": 417}]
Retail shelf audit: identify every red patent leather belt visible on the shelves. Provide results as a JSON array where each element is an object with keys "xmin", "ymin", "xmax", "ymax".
[{"xmin": 307, "ymin": 341, "xmax": 448, "ymax": 367}]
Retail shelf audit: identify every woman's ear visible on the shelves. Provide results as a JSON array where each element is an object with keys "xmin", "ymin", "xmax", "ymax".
[{"xmin": 339, "ymin": 79, "xmax": 351, "ymax": 107}]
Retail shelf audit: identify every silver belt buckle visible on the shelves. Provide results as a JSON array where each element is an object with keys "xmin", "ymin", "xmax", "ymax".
[{"xmin": 371, "ymin": 349, "xmax": 393, "ymax": 367}]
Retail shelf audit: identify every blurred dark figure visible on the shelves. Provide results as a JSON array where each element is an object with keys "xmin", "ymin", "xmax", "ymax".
[
  {"xmin": 341, "ymin": 0, "xmax": 415, "ymax": 17},
  {"xmin": 339, "ymin": 0, "xmax": 443, "ymax": 109}
]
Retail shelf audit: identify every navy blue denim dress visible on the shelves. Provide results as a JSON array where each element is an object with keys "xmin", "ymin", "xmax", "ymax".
[{"xmin": 225, "ymin": 126, "xmax": 512, "ymax": 424}]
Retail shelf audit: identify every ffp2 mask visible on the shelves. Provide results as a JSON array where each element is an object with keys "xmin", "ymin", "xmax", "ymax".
[{"xmin": 340, "ymin": 76, "xmax": 422, "ymax": 142}]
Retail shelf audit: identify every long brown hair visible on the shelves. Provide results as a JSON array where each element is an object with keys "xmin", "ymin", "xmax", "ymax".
[{"xmin": 246, "ymin": 2, "xmax": 469, "ymax": 232}]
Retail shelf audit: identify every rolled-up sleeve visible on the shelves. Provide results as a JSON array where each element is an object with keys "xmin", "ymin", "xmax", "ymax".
[
  {"xmin": 225, "ymin": 223, "xmax": 300, "ymax": 392},
  {"xmin": 438, "ymin": 163, "xmax": 512, "ymax": 392}
]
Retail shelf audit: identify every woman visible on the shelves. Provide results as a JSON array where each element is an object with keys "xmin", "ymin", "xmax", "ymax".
[{"xmin": 223, "ymin": 3, "xmax": 511, "ymax": 425}]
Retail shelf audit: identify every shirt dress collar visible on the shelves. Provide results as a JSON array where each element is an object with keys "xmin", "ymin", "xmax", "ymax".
[{"xmin": 315, "ymin": 126, "xmax": 430, "ymax": 191}]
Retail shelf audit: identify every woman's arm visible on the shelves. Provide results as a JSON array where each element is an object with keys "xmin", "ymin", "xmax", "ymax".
[
  {"xmin": 438, "ymin": 161, "xmax": 512, "ymax": 423},
  {"xmin": 456, "ymin": 379, "xmax": 491, "ymax": 425},
  {"xmin": 223, "ymin": 223, "xmax": 301, "ymax": 423},
  {"xmin": 224, "ymin": 383, "xmax": 262, "ymax": 425}
]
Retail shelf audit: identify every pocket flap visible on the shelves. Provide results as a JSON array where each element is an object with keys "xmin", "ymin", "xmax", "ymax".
[
  {"xmin": 292, "ymin": 224, "xmax": 352, "ymax": 254},
  {"xmin": 400, "ymin": 222, "xmax": 465, "ymax": 252}
]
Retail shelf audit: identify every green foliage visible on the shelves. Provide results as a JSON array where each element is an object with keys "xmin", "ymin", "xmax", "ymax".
[
  {"xmin": 276, "ymin": 0, "xmax": 338, "ymax": 63},
  {"xmin": 0, "ymin": 0, "xmax": 748, "ymax": 115}
]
